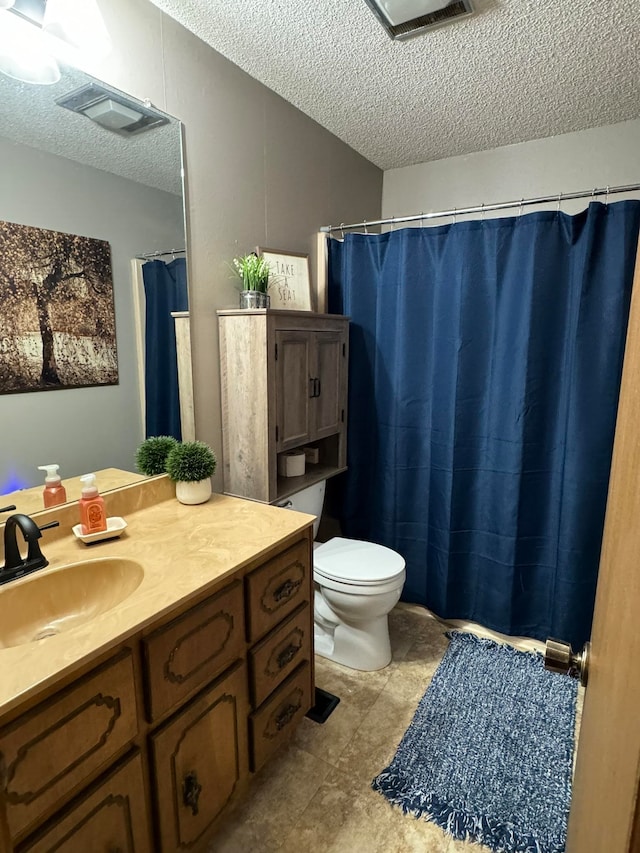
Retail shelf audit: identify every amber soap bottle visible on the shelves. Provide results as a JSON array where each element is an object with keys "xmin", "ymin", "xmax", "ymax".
[{"xmin": 79, "ymin": 473, "xmax": 107, "ymax": 534}]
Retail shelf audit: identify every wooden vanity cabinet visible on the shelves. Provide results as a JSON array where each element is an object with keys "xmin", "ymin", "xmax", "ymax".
[
  {"xmin": 218, "ymin": 309, "xmax": 349, "ymax": 504},
  {"xmin": 0, "ymin": 529, "xmax": 314, "ymax": 853}
]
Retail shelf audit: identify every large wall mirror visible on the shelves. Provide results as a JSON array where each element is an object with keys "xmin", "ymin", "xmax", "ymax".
[{"xmin": 0, "ymin": 62, "xmax": 187, "ymax": 515}]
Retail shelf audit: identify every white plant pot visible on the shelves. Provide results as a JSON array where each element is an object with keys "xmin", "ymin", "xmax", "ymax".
[{"xmin": 175, "ymin": 478, "xmax": 212, "ymax": 505}]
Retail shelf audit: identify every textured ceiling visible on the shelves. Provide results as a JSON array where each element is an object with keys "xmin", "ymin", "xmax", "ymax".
[
  {"xmin": 150, "ymin": 0, "xmax": 640, "ymax": 170},
  {"xmin": 0, "ymin": 66, "xmax": 183, "ymax": 195}
]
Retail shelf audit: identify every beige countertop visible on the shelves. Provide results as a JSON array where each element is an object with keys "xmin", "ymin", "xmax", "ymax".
[{"xmin": 0, "ymin": 485, "xmax": 314, "ymax": 718}]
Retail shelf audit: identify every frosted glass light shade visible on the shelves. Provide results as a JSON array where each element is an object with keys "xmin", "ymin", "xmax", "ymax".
[
  {"xmin": 0, "ymin": 9, "xmax": 60, "ymax": 84},
  {"xmin": 42, "ymin": 0, "xmax": 112, "ymax": 63}
]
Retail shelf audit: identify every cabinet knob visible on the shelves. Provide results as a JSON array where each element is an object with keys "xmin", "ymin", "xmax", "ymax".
[{"xmin": 182, "ymin": 770, "xmax": 202, "ymax": 816}]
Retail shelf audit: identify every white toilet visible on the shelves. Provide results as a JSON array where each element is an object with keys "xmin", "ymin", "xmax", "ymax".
[{"xmin": 285, "ymin": 480, "xmax": 406, "ymax": 671}]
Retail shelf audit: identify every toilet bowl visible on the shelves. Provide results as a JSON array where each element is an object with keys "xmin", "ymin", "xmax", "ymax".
[{"xmin": 283, "ymin": 481, "xmax": 406, "ymax": 671}]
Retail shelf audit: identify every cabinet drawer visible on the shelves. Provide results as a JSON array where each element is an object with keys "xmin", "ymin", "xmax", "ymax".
[
  {"xmin": 245, "ymin": 540, "xmax": 310, "ymax": 642},
  {"xmin": 0, "ymin": 650, "xmax": 138, "ymax": 841},
  {"xmin": 249, "ymin": 603, "xmax": 311, "ymax": 709},
  {"xmin": 143, "ymin": 580, "xmax": 244, "ymax": 721},
  {"xmin": 21, "ymin": 751, "xmax": 151, "ymax": 853},
  {"xmin": 249, "ymin": 661, "xmax": 312, "ymax": 773},
  {"xmin": 150, "ymin": 662, "xmax": 248, "ymax": 853}
]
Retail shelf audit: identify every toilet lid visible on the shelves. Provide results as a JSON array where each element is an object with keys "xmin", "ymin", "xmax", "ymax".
[{"xmin": 314, "ymin": 537, "xmax": 405, "ymax": 585}]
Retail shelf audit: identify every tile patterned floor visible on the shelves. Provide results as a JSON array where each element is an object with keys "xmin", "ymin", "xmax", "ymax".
[{"xmin": 210, "ymin": 603, "xmax": 581, "ymax": 853}]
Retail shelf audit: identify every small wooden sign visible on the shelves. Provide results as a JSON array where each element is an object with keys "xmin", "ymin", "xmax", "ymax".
[{"xmin": 257, "ymin": 247, "xmax": 313, "ymax": 311}]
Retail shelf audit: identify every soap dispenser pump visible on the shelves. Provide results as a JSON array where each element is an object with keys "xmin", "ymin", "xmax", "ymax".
[
  {"xmin": 79, "ymin": 473, "xmax": 107, "ymax": 535},
  {"xmin": 38, "ymin": 464, "xmax": 67, "ymax": 508}
]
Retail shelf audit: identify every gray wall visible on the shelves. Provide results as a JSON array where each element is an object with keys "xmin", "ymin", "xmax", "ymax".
[
  {"xmin": 0, "ymin": 136, "xmax": 184, "ymax": 490},
  {"xmin": 86, "ymin": 0, "xmax": 383, "ymax": 490},
  {"xmin": 383, "ymin": 119, "xmax": 640, "ymax": 220}
]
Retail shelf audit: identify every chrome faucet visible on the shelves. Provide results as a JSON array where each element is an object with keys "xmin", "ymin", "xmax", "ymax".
[{"xmin": 1, "ymin": 514, "xmax": 59, "ymax": 586}]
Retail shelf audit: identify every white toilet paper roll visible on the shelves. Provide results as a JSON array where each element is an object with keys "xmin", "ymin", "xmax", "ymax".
[{"xmin": 278, "ymin": 450, "xmax": 306, "ymax": 477}]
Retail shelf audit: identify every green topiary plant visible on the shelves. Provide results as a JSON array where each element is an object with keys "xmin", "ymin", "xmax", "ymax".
[
  {"xmin": 135, "ymin": 435, "xmax": 178, "ymax": 476},
  {"xmin": 165, "ymin": 440, "xmax": 217, "ymax": 483}
]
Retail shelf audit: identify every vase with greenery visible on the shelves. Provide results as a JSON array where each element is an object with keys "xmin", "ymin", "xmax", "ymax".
[
  {"xmin": 135, "ymin": 435, "xmax": 178, "ymax": 476},
  {"xmin": 165, "ymin": 440, "xmax": 217, "ymax": 505},
  {"xmin": 231, "ymin": 252, "xmax": 271, "ymax": 309}
]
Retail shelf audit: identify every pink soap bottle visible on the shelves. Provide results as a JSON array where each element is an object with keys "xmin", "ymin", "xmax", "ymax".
[
  {"xmin": 79, "ymin": 473, "xmax": 107, "ymax": 534},
  {"xmin": 38, "ymin": 464, "xmax": 67, "ymax": 508}
]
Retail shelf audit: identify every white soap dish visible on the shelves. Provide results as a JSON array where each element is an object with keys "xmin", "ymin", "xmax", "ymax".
[{"xmin": 72, "ymin": 517, "xmax": 127, "ymax": 544}]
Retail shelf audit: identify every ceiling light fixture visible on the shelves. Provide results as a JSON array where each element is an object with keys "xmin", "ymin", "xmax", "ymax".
[
  {"xmin": 0, "ymin": 0, "xmax": 112, "ymax": 86},
  {"xmin": 42, "ymin": 0, "xmax": 112, "ymax": 65},
  {"xmin": 0, "ymin": 6, "xmax": 60, "ymax": 83},
  {"xmin": 363, "ymin": 0, "xmax": 474, "ymax": 40},
  {"xmin": 57, "ymin": 83, "xmax": 170, "ymax": 136}
]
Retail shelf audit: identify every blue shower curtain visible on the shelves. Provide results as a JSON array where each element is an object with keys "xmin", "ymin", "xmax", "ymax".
[
  {"xmin": 328, "ymin": 201, "xmax": 640, "ymax": 647},
  {"xmin": 142, "ymin": 257, "xmax": 188, "ymax": 440}
]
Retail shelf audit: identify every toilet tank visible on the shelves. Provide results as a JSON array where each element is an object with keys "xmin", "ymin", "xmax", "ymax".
[{"xmin": 284, "ymin": 479, "xmax": 326, "ymax": 538}]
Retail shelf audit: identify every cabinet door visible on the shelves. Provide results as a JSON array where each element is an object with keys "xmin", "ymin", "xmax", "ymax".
[
  {"xmin": 150, "ymin": 662, "xmax": 248, "ymax": 853},
  {"xmin": 22, "ymin": 752, "xmax": 151, "ymax": 853},
  {"xmin": 275, "ymin": 330, "xmax": 313, "ymax": 450},
  {"xmin": 0, "ymin": 650, "xmax": 138, "ymax": 841},
  {"xmin": 313, "ymin": 331, "xmax": 346, "ymax": 439}
]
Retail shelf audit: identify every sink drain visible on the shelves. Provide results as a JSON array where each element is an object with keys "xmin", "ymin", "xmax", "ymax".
[{"xmin": 33, "ymin": 627, "xmax": 60, "ymax": 641}]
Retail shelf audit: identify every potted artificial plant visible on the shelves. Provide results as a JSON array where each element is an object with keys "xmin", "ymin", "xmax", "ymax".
[
  {"xmin": 165, "ymin": 440, "xmax": 217, "ymax": 505},
  {"xmin": 135, "ymin": 435, "xmax": 178, "ymax": 476},
  {"xmin": 232, "ymin": 252, "xmax": 271, "ymax": 309}
]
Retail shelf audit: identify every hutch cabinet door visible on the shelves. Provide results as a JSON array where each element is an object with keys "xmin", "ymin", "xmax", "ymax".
[
  {"xmin": 275, "ymin": 330, "xmax": 313, "ymax": 450},
  {"xmin": 313, "ymin": 331, "xmax": 346, "ymax": 439}
]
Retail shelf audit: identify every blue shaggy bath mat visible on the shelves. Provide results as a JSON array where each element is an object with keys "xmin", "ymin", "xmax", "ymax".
[{"xmin": 372, "ymin": 632, "xmax": 578, "ymax": 853}]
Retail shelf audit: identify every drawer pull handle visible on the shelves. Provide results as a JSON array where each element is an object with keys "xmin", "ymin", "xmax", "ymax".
[
  {"xmin": 277, "ymin": 643, "xmax": 300, "ymax": 670},
  {"xmin": 275, "ymin": 701, "xmax": 300, "ymax": 731},
  {"xmin": 183, "ymin": 770, "xmax": 202, "ymax": 816},
  {"xmin": 273, "ymin": 579, "xmax": 295, "ymax": 602}
]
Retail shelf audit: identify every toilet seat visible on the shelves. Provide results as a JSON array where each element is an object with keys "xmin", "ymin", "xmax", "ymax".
[{"xmin": 314, "ymin": 537, "xmax": 405, "ymax": 586}]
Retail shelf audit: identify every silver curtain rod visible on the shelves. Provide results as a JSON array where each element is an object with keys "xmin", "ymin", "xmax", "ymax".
[
  {"xmin": 137, "ymin": 248, "xmax": 186, "ymax": 260},
  {"xmin": 320, "ymin": 183, "xmax": 640, "ymax": 234}
]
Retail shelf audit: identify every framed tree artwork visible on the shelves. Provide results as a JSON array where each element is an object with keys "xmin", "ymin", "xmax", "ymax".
[
  {"xmin": 0, "ymin": 220, "xmax": 118, "ymax": 394},
  {"xmin": 257, "ymin": 247, "xmax": 313, "ymax": 311}
]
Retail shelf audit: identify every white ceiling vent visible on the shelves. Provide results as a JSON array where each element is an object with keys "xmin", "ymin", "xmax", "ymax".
[
  {"xmin": 56, "ymin": 83, "xmax": 169, "ymax": 136},
  {"xmin": 364, "ymin": 0, "xmax": 474, "ymax": 40}
]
